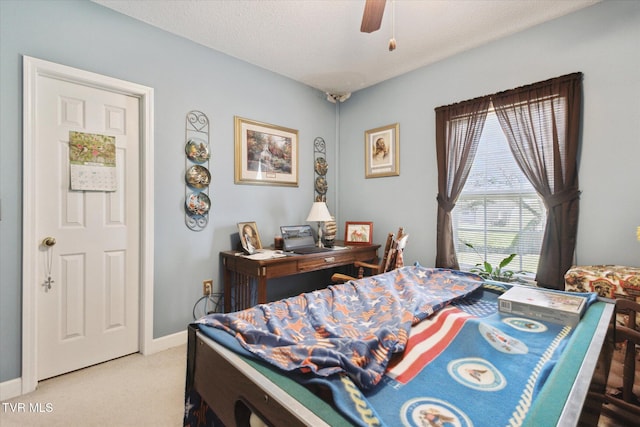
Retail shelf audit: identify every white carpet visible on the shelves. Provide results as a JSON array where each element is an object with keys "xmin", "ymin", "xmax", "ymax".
[{"xmin": 0, "ymin": 345, "xmax": 186, "ymax": 426}]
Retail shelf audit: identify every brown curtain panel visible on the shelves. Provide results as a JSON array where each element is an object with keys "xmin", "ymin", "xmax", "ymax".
[
  {"xmin": 434, "ymin": 97, "xmax": 490, "ymax": 269},
  {"xmin": 492, "ymin": 73, "xmax": 583, "ymax": 289}
]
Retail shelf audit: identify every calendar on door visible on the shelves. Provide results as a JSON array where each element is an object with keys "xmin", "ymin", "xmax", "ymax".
[{"xmin": 69, "ymin": 131, "xmax": 117, "ymax": 191}]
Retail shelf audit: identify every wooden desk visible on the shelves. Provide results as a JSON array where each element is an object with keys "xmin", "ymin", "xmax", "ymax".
[{"xmin": 221, "ymin": 243, "xmax": 380, "ymax": 312}]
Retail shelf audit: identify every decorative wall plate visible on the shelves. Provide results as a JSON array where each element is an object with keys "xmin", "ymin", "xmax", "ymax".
[
  {"xmin": 314, "ymin": 157, "xmax": 328, "ymax": 176},
  {"xmin": 185, "ymin": 192, "xmax": 211, "ymax": 216},
  {"xmin": 186, "ymin": 165, "xmax": 211, "ymax": 189},
  {"xmin": 315, "ymin": 176, "xmax": 328, "ymax": 194},
  {"xmin": 185, "ymin": 138, "xmax": 210, "ymax": 163}
]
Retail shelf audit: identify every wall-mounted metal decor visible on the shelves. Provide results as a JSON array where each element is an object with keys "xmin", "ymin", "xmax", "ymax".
[
  {"xmin": 313, "ymin": 137, "xmax": 327, "ymax": 202},
  {"xmin": 184, "ymin": 110, "xmax": 211, "ymax": 231},
  {"xmin": 313, "ymin": 136, "xmax": 337, "ymax": 246}
]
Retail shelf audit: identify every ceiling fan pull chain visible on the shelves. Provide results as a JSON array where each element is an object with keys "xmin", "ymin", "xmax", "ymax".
[{"xmin": 389, "ymin": 0, "xmax": 397, "ymax": 51}]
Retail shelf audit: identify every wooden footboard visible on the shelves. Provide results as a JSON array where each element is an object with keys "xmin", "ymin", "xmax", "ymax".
[{"xmin": 186, "ymin": 325, "xmax": 330, "ymax": 427}]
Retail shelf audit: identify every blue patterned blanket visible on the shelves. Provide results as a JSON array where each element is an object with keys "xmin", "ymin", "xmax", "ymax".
[
  {"xmin": 196, "ymin": 266, "xmax": 483, "ymax": 389},
  {"xmin": 305, "ymin": 284, "xmax": 597, "ymax": 426},
  {"xmin": 194, "ymin": 267, "xmax": 599, "ymax": 426}
]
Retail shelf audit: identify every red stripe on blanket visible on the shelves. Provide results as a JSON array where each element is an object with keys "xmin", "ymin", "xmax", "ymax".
[{"xmin": 386, "ymin": 306, "xmax": 472, "ymax": 384}]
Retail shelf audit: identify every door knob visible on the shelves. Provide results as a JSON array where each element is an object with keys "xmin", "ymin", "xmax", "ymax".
[{"xmin": 42, "ymin": 237, "xmax": 56, "ymax": 247}]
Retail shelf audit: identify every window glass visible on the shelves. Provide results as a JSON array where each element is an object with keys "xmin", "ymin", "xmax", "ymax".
[{"xmin": 453, "ymin": 109, "xmax": 546, "ymax": 274}]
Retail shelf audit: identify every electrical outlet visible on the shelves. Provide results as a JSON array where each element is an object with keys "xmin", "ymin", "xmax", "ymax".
[{"xmin": 202, "ymin": 280, "xmax": 213, "ymax": 296}]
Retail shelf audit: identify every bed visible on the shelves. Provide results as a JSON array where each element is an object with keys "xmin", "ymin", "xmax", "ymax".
[{"xmin": 184, "ymin": 266, "xmax": 614, "ymax": 427}]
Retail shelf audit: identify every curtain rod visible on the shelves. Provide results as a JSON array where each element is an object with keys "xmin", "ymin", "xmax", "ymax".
[{"xmin": 434, "ymin": 72, "xmax": 582, "ymax": 113}]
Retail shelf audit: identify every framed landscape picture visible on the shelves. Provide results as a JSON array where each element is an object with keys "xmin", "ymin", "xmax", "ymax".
[
  {"xmin": 344, "ymin": 221, "xmax": 373, "ymax": 245},
  {"xmin": 365, "ymin": 123, "xmax": 399, "ymax": 178},
  {"xmin": 234, "ymin": 116, "xmax": 298, "ymax": 186}
]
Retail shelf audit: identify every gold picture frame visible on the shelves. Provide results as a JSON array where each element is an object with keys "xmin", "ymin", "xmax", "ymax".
[
  {"xmin": 234, "ymin": 116, "xmax": 298, "ymax": 186},
  {"xmin": 365, "ymin": 123, "xmax": 399, "ymax": 178}
]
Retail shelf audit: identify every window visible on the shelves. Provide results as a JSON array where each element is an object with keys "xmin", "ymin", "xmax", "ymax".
[
  {"xmin": 435, "ymin": 73, "xmax": 581, "ymax": 289},
  {"xmin": 452, "ymin": 108, "xmax": 546, "ymax": 274}
]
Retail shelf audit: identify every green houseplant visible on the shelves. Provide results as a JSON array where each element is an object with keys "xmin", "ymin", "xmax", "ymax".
[{"xmin": 464, "ymin": 243, "xmax": 517, "ymax": 282}]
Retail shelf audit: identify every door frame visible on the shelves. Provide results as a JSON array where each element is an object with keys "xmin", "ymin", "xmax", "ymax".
[{"xmin": 21, "ymin": 56, "xmax": 155, "ymax": 394}]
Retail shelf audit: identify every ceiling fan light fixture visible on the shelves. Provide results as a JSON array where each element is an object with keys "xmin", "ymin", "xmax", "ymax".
[{"xmin": 325, "ymin": 92, "xmax": 351, "ymax": 103}]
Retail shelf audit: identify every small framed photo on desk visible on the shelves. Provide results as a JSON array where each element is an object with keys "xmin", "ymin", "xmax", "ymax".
[
  {"xmin": 238, "ymin": 221, "xmax": 262, "ymax": 254},
  {"xmin": 344, "ymin": 221, "xmax": 373, "ymax": 245}
]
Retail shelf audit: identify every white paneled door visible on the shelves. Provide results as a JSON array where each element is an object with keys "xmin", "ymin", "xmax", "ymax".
[{"xmin": 35, "ymin": 73, "xmax": 140, "ymax": 380}]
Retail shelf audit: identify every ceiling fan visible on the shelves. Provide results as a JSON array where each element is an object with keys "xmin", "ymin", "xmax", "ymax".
[
  {"xmin": 361, "ymin": 0, "xmax": 397, "ymax": 51},
  {"xmin": 360, "ymin": 0, "xmax": 386, "ymax": 33}
]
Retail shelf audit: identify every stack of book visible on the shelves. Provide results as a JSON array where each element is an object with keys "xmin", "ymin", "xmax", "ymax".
[{"xmin": 498, "ymin": 286, "xmax": 588, "ymax": 327}]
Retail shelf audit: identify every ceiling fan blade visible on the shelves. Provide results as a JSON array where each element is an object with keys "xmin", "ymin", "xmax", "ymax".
[{"xmin": 360, "ymin": 0, "xmax": 386, "ymax": 33}]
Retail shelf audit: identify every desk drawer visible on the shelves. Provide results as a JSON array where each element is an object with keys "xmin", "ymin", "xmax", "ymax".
[{"xmin": 297, "ymin": 252, "xmax": 353, "ymax": 272}]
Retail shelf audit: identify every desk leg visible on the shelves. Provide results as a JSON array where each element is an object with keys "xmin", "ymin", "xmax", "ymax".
[
  {"xmin": 223, "ymin": 262, "xmax": 232, "ymax": 313},
  {"xmin": 225, "ymin": 271, "xmax": 259, "ymax": 312},
  {"xmin": 257, "ymin": 276, "xmax": 267, "ymax": 306}
]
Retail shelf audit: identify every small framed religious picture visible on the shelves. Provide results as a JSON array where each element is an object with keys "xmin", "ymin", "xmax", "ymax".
[
  {"xmin": 237, "ymin": 221, "xmax": 262, "ymax": 254},
  {"xmin": 364, "ymin": 123, "xmax": 399, "ymax": 178}
]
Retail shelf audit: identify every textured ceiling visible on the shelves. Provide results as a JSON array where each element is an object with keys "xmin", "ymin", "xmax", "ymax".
[{"xmin": 92, "ymin": 0, "xmax": 599, "ymax": 96}]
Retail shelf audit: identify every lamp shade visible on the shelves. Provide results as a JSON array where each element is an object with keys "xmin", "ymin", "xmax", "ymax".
[{"xmin": 306, "ymin": 202, "xmax": 332, "ymax": 222}]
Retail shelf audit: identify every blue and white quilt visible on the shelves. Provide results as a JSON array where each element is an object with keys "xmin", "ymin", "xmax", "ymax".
[{"xmin": 194, "ymin": 266, "xmax": 597, "ymax": 427}]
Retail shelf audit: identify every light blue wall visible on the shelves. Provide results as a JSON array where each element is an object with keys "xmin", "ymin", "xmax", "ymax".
[
  {"xmin": 0, "ymin": 0, "xmax": 336, "ymax": 382},
  {"xmin": 338, "ymin": 0, "xmax": 640, "ymax": 271},
  {"xmin": 1, "ymin": 0, "xmax": 639, "ymax": 385}
]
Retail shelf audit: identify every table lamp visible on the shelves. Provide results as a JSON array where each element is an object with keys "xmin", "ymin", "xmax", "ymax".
[{"xmin": 306, "ymin": 202, "xmax": 333, "ymax": 247}]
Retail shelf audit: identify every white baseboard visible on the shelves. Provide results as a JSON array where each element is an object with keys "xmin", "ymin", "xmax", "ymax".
[
  {"xmin": 1, "ymin": 330, "xmax": 187, "ymax": 400},
  {"xmin": 0, "ymin": 377, "xmax": 22, "ymax": 401},
  {"xmin": 142, "ymin": 329, "xmax": 188, "ymax": 355}
]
